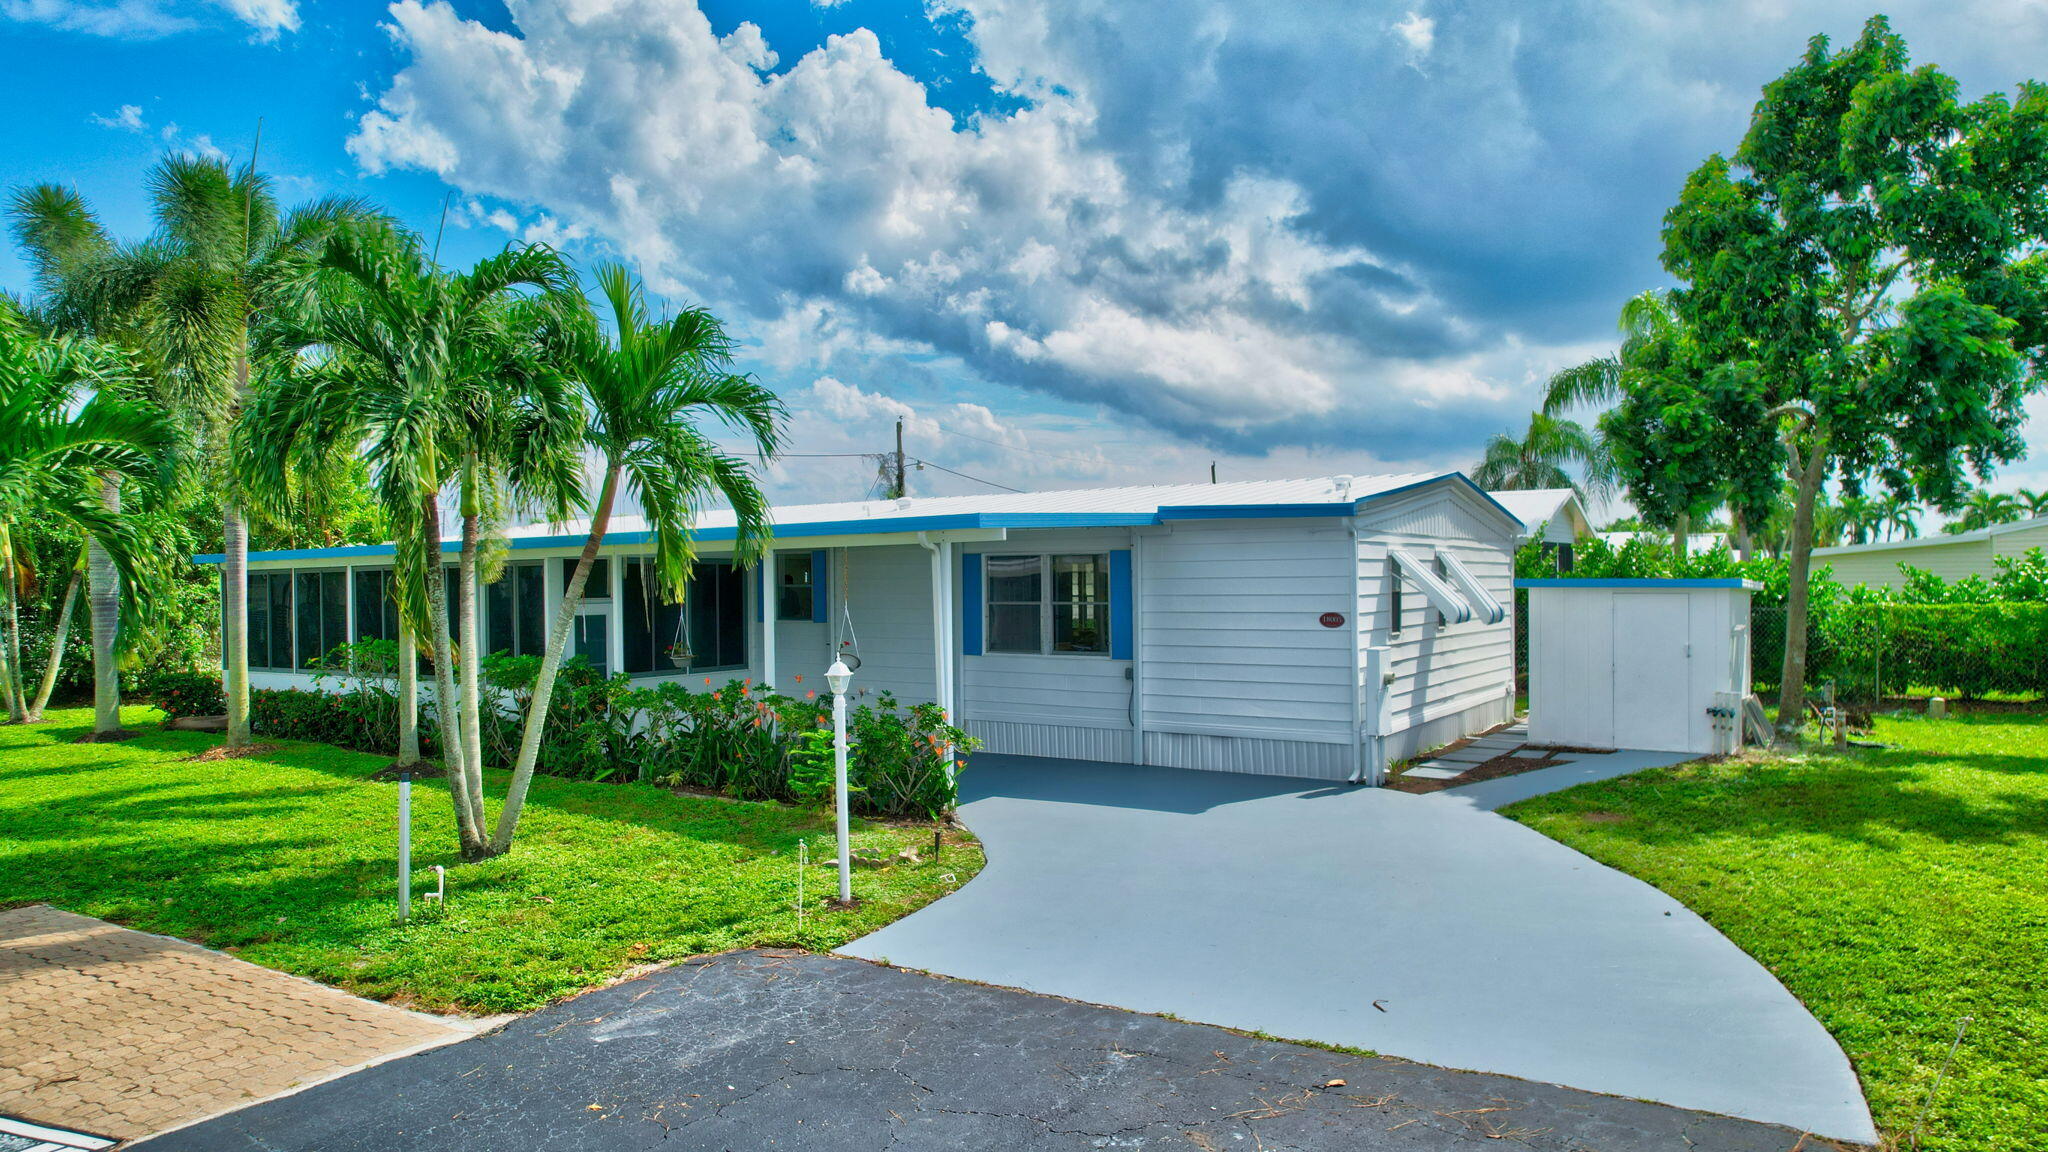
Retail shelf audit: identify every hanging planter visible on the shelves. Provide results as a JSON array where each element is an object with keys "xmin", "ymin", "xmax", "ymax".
[{"xmin": 665, "ymin": 644, "xmax": 693, "ymax": 668}]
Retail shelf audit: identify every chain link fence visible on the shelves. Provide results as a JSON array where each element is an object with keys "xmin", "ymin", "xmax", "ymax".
[{"xmin": 1751, "ymin": 601, "xmax": 2048, "ymax": 712}]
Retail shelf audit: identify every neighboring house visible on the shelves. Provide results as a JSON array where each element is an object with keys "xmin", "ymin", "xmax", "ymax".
[
  {"xmin": 1488, "ymin": 488, "xmax": 1591, "ymax": 570},
  {"xmin": 198, "ymin": 473, "xmax": 1522, "ymax": 785},
  {"xmin": 1812, "ymin": 516, "xmax": 2048, "ymax": 589}
]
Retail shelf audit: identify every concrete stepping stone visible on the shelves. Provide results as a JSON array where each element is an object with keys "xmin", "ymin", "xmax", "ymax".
[{"xmin": 1403, "ymin": 764, "xmax": 1467, "ymax": 779}]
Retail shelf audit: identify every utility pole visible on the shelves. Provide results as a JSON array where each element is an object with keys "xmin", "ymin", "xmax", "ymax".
[{"xmin": 895, "ymin": 417, "xmax": 908, "ymax": 498}]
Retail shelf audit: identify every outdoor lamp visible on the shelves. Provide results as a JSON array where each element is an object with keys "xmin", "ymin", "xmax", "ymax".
[{"xmin": 826, "ymin": 657, "xmax": 854, "ymax": 904}]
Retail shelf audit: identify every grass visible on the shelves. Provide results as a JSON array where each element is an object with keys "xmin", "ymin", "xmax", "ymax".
[
  {"xmin": 0, "ymin": 706, "xmax": 982, "ymax": 1015},
  {"xmin": 1503, "ymin": 713, "xmax": 2048, "ymax": 1151}
]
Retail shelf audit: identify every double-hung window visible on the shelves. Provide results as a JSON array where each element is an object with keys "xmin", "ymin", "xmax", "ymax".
[
  {"xmin": 775, "ymin": 553, "xmax": 815, "ymax": 621},
  {"xmin": 985, "ymin": 554, "xmax": 1111, "ymax": 655},
  {"xmin": 486, "ymin": 560, "xmax": 547, "ymax": 657}
]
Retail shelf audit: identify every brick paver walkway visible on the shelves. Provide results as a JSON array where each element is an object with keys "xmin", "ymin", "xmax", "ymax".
[{"xmin": 0, "ymin": 906, "xmax": 468, "ymax": 1141}]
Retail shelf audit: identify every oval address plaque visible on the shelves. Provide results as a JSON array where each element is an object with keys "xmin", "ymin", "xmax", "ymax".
[{"xmin": 1318, "ymin": 612, "xmax": 1347, "ymax": 628}]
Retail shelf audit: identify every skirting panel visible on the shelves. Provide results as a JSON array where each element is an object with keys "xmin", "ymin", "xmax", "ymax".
[
  {"xmin": 966, "ymin": 719, "xmax": 1135, "ymax": 764},
  {"xmin": 1387, "ymin": 693, "xmax": 1514, "ymax": 763},
  {"xmin": 1142, "ymin": 730, "xmax": 1353, "ymax": 780}
]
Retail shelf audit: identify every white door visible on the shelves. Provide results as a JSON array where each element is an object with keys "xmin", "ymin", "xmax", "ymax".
[{"xmin": 1611, "ymin": 594, "xmax": 1690, "ymax": 751}]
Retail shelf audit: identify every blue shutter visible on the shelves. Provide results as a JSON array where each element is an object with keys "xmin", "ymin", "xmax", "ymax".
[
  {"xmin": 1109, "ymin": 549, "xmax": 1133, "ymax": 660},
  {"xmin": 811, "ymin": 549, "xmax": 830, "ymax": 623},
  {"xmin": 960, "ymin": 553, "xmax": 983, "ymax": 656}
]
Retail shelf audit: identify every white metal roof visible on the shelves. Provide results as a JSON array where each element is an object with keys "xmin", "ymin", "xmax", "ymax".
[
  {"xmin": 203, "ymin": 470, "xmax": 1519, "ymax": 563},
  {"xmin": 1812, "ymin": 514, "xmax": 2048, "ymax": 556},
  {"xmin": 1485, "ymin": 488, "xmax": 1588, "ymax": 543}
]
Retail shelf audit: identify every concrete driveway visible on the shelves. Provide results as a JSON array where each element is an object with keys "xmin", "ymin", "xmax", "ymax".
[{"xmin": 841, "ymin": 754, "xmax": 1876, "ymax": 1145}]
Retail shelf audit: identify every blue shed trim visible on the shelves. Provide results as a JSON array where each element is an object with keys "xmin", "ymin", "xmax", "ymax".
[
  {"xmin": 1516, "ymin": 578, "xmax": 1762, "ymax": 590},
  {"xmin": 959, "ymin": 553, "xmax": 984, "ymax": 656},
  {"xmin": 1156, "ymin": 501, "xmax": 1356, "ymax": 520},
  {"xmin": 1108, "ymin": 549, "xmax": 1133, "ymax": 660}
]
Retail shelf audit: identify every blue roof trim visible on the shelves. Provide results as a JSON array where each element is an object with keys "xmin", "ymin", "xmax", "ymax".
[{"xmin": 1517, "ymin": 578, "xmax": 1762, "ymax": 590}]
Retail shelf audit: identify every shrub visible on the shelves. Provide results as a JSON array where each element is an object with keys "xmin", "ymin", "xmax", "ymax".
[{"xmin": 144, "ymin": 670, "xmax": 225, "ymax": 719}]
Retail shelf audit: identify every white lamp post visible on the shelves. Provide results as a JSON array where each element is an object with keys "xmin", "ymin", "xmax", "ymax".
[{"xmin": 826, "ymin": 657, "xmax": 854, "ymax": 904}]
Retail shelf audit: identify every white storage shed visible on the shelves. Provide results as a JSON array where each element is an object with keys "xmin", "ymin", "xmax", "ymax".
[
  {"xmin": 202, "ymin": 472, "xmax": 1525, "ymax": 785},
  {"xmin": 1519, "ymin": 578, "xmax": 1758, "ymax": 755}
]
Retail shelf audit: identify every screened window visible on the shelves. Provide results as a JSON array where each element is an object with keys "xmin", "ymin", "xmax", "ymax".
[
  {"xmin": 247, "ymin": 571, "xmax": 296, "ymax": 670},
  {"xmin": 352, "ymin": 568, "xmax": 401, "ymax": 644},
  {"xmin": 562, "ymin": 557, "xmax": 610, "ymax": 599},
  {"xmin": 486, "ymin": 560, "xmax": 547, "ymax": 657},
  {"xmin": 986, "ymin": 554, "xmax": 1110, "ymax": 655},
  {"xmin": 294, "ymin": 570, "xmax": 347, "ymax": 668},
  {"xmin": 621, "ymin": 558, "xmax": 747, "ymax": 674},
  {"xmin": 775, "ymin": 553, "xmax": 814, "ymax": 621}
]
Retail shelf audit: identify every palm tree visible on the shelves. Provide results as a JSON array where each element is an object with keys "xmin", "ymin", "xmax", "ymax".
[
  {"xmin": 1879, "ymin": 493, "xmax": 1919, "ymax": 541},
  {"xmin": 1470, "ymin": 412, "xmax": 1611, "ymax": 498},
  {"xmin": 247, "ymin": 222, "xmax": 580, "ymax": 859},
  {"xmin": 1946, "ymin": 488, "xmax": 2024, "ymax": 534},
  {"xmin": 2016, "ymin": 487, "xmax": 2048, "ymax": 518},
  {"xmin": 1834, "ymin": 494, "xmax": 1884, "ymax": 546},
  {"xmin": 10, "ymin": 155, "xmax": 384, "ymax": 749},
  {"xmin": 0, "ymin": 304, "xmax": 171, "ymax": 728},
  {"xmin": 491, "ymin": 265, "xmax": 782, "ymax": 854}
]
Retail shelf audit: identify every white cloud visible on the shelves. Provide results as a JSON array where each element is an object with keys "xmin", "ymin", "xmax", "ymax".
[
  {"xmin": 3, "ymin": 0, "xmax": 296, "ymax": 37},
  {"xmin": 1391, "ymin": 10, "xmax": 1433, "ymax": 64},
  {"xmin": 348, "ymin": 0, "xmax": 1449, "ymax": 452},
  {"xmin": 90, "ymin": 103, "xmax": 147, "ymax": 132}
]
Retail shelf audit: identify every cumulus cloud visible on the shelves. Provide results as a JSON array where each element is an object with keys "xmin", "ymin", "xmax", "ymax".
[
  {"xmin": 4, "ymin": 0, "xmax": 295, "ymax": 37},
  {"xmin": 346, "ymin": 0, "xmax": 2048, "ymax": 482}
]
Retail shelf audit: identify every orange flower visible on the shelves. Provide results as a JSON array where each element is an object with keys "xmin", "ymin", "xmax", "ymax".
[
  {"xmin": 793, "ymin": 674, "xmax": 803, "ymax": 684},
  {"xmin": 712, "ymin": 691, "xmax": 722, "ymax": 701},
  {"xmin": 805, "ymin": 689, "xmax": 816, "ymax": 699},
  {"xmin": 752, "ymin": 715, "xmax": 763, "ymax": 728},
  {"xmin": 703, "ymin": 677, "xmax": 712, "ymax": 687},
  {"xmin": 744, "ymin": 678, "xmax": 753, "ymax": 687}
]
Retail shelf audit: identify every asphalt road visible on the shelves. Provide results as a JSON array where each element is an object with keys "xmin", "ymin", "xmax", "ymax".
[{"xmin": 133, "ymin": 951, "xmax": 1822, "ymax": 1151}]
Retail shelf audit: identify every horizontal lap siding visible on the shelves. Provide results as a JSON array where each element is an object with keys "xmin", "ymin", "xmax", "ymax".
[
  {"xmin": 1354, "ymin": 488, "xmax": 1517, "ymax": 741},
  {"xmin": 838, "ymin": 545, "xmax": 936, "ymax": 706},
  {"xmin": 1140, "ymin": 521, "xmax": 1354, "ymax": 744}
]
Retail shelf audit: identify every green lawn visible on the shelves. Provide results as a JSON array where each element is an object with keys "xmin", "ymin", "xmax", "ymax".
[
  {"xmin": 1505, "ymin": 714, "xmax": 2048, "ymax": 1152},
  {"xmin": 0, "ymin": 706, "xmax": 981, "ymax": 1014}
]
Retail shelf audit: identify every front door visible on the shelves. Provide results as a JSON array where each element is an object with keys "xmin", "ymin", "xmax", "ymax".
[{"xmin": 1611, "ymin": 594, "xmax": 1689, "ymax": 751}]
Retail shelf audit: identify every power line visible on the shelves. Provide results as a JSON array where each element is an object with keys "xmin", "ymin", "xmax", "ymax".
[{"xmin": 910, "ymin": 457, "xmax": 1024, "ymax": 493}]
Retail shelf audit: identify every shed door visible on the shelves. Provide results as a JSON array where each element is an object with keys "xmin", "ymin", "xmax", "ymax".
[{"xmin": 1611, "ymin": 594, "xmax": 1690, "ymax": 751}]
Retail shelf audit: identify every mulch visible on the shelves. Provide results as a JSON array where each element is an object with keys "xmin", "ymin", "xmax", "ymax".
[
  {"xmin": 185, "ymin": 742, "xmax": 283, "ymax": 762},
  {"xmin": 1386, "ymin": 748, "xmax": 1572, "ymax": 795}
]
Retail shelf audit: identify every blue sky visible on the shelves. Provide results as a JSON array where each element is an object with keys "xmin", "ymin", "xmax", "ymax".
[{"xmin": 7, "ymin": 0, "xmax": 2048, "ymax": 509}]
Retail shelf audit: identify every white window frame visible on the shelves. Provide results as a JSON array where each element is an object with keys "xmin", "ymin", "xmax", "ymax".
[{"xmin": 984, "ymin": 552, "xmax": 1113, "ymax": 657}]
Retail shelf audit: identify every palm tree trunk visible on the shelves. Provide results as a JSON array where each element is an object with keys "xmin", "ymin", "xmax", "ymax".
[
  {"xmin": 491, "ymin": 465, "xmax": 619, "ymax": 854},
  {"xmin": 1671, "ymin": 512, "xmax": 1690, "ymax": 563},
  {"xmin": 1776, "ymin": 436, "xmax": 1832, "ymax": 737},
  {"xmin": 0, "ymin": 523, "xmax": 23, "ymax": 722},
  {"xmin": 455, "ymin": 464, "xmax": 488, "ymax": 854},
  {"xmin": 421, "ymin": 497, "xmax": 483, "ymax": 855},
  {"xmin": 224, "ymin": 335, "xmax": 253, "ymax": 748},
  {"xmin": 1731, "ymin": 507, "xmax": 1753, "ymax": 563},
  {"xmin": 223, "ymin": 506, "xmax": 252, "ymax": 745},
  {"xmin": 27, "ymin": 560, "xmax": 83, "ymax": 723},
  {"xmin": 89, "ymin": 473, "xmax": 128, "ymax": 739},
  {"xmin": 396, "ymin": 613, "xmax": 420, "ymax": 766}
]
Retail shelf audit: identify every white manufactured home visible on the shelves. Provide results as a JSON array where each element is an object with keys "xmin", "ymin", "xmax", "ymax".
[{"xmin": 201, "ymin": 473, "xmax": 1522, "ymax": 784}]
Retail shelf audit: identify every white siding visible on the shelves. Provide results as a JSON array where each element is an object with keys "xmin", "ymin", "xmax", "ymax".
[
  {"xmin": 1526, "ymin": 584, "xmax": 1752, "ymax": 755},
  {"xmin": 1819, "ymin": 538, "xmax": 1994, "ymax": 589},
  {"xmin": 968, "ymin": 719, "xmax": 1134, "ymax": 763},
  {"xmin": 830, "ymin": 543, "xmax": 938, "ymax": 706},
  {"xmin": 1138, "ymin": 520, "xmax": 1357, "ymax": 748},
  {"xmin": 1353, "ymin": 485, "xmax": 1518, "ymax": 760}
]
